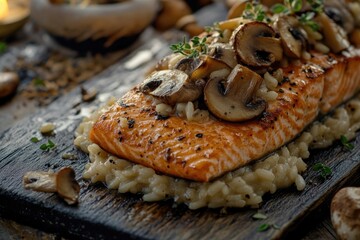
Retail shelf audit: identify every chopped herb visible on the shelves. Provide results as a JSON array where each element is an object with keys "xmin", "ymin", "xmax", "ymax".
[
  {"xmin": 252, "ymin": 212, "xmax": 268, "ymax": 220},
  {"xmin": 40, "ymin": 140, "xmax": 56, "ymax": 151},
  {"xmin": 243, "ymin": 2, "xmax": 269, "ymax": 22},
  {"xmin": 170, "ymin": 36, "xmax": 208, "ymax": 59},
  {"xmin": 0, "ymin": 42, "xmax": 7, "ymax": 54},
  {"xmin": 313, "ymin": 163, "xmax": 332, "ymax": 179},
  {"xmin": 33, "ymin": 78, "xmax": 45, "ymax": 87},
  {"xmin": 271, "ymin": 0, "xmax": 303, "ymax": 15},
  {"xmin": 340, "ymin": 135, "xmax": 354, "ymax": 151},
  {"xmin": 307, "ymin": 0, "xmax": 324, "ymax": 13},
  {"xmin": 30, "ymin": 137, "xmax": 40, "ymax": 143},
  {"xmin": 257, "ymin": 223, "xmax": 270, "ymax": 232}
]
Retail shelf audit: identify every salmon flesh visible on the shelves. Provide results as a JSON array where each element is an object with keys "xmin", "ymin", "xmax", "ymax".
[{"xmin": 90, "ymin": 51, "xmax": 360, "ymax": 182}]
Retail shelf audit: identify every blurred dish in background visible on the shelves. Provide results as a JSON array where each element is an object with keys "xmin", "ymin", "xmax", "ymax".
[
  {"xmin": 30, "ymin": 0, "xmax": 159, "ymax": 53},
  {"xmin": 0, "ymin": 0, "xmax": 29, "ymax": 38}
]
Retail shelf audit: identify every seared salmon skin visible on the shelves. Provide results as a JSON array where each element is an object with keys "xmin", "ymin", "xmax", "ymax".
[{"xmin": 89, "ymin": 52, "xmax": 360, "ymax": 182}]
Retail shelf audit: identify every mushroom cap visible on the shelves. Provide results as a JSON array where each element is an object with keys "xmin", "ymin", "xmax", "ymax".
[
  {"xmin": 227, "ymin": 0, "xmax": 248, "ymax": 19},
  {"xmin": 231, "ymin": 21, "xmax": 283, "ymax": 67},
  {"xmin": 204, "ymin": 64, "xmax": 265, "ymax": 122},
  {"xmin": 56, "ymin": 167, "xmax": 80, "ymax": 205},
  {"xmin": 316, "ymin": 13, "xmax": 350, "ymax": 53},
  {"xmin": 324, "ymin": 0, "xmax": 355, "ymax": 34},
  {"xmin": 274, "ymin": 16, "xmax": 303, "ymax": 58},
  {"xmin": 140, "ymin": 69, "xmax": 205, "ymax": 105},
  {"xmin": 331, "ymin": 187, "xmax": 360, "ymax": 240}
]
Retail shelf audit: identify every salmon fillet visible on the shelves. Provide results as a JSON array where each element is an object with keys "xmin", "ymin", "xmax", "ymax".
[{"xmin": 89, "ymin": 52, "xmax": 360, "ymax": 182}]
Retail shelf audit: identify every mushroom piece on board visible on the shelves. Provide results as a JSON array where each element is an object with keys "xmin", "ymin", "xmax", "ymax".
[
  {"xmin": 231, "ymin": 21, "xmax": 283, "ymax": 67},
  {"xmin": 204, "ymin": 64, "xmax": 265, "ymax": 122},
  {"xmin": 331, "ymin": 187, "xmax": 360, "ymax": 240}
]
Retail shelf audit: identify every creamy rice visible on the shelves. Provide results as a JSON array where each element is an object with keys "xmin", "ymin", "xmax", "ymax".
[{"xmin": 74, "ymin": 95, "xmax": 360, "ymax": 209}]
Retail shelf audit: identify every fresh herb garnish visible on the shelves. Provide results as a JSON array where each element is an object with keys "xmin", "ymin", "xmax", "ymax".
[
  {"xmin": 271, "ymin": 0, "xmax": 303, "ymax": 15},
  {"xmin": 170, "ymin": 36, "xmax": 208, "ymax": 59},
  {"xmin": 0, "ymin": 42, "xmax": 7, "ymax": 54},
  {"xmin": 299, "ymin": 12, "xmax": 320, "ymax": 31},
  {"xmin": 243, "ymin": 2, "xmax": 269, "ymax": 22},
  {"xmin": 340, "ymin": 135, "xmax": 354, "ymax": 151},
  {"xmin": 30, "ymin": 137, "xmax": 40, "ymax": 143},
  {"xmin": 40, "ymin": 140, "xmax": 56, "ymax": 151},
  {"xmin": 205, "ymin": 22, "xmax": 224, "ymax": 38},
  {"xmin": 313, "ymin": 163, "xmax": 332, "ymax": 179},
  {"xmin": 257, "ymin": 223, "xmax": 270, "ymax": 232},
  {"xmin": 252, "ymin": 212, "xmax": 268, "ymax": 220},
  {"xmin": 33, "ymin": 78, "xmax": 46, "ymax": 87},
  {"xmin": 307, "ymin": 0, "xmax": 324, "ymax": 13}
]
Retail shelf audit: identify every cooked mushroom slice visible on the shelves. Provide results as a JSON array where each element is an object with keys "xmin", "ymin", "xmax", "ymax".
[
  {"xmin": 190, "ymin": 56, "xmax": 231, "ymax": 80},
  {"xmin": 227, "ymin": 0, "xmax": 248, "ymax": 19},
  {"xmin": 56, "ymin": 167, "xmax": 80, "ymax": 205},
  {"xmin": 324, "ymin": 0, "xmax": 354, "ymax": 34},
  {"xmin": 209, "ymin": 43, "xmax": 237, "ymax": 68},
  {"xmin": 140, "ymin": 70, "xmax": 205, "ymax": 105},
  {"xmin": 274, "ymin": 16, "xmax": 304, "ymax": 58},
  {"xmin": 316, "ymin": 13, "xmax": 350, "ymax": 53},
  {"xmin": 174, "ymin": 57, "xmax": 203, "ymax": 75},
  {"xmin": 231, "ymin": 21, "xmax": 283, "ymax": 67},
  {"xmin": 204, "ymin": 64, "xmax": 265, "ymax": 122},
  {"xmin": 23, "ymin": 171, "xmax": 57, "ymax": 193}
]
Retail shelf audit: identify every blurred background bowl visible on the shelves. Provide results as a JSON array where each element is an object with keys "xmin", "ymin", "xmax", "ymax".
[{"xmin": 30, "ymin": 0, "xmax": 160, "ymax": 53}]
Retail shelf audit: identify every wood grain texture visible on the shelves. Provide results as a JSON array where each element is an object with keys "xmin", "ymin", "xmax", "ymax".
[
  {"xmin": 0, "ymin": 3, "xmax": 359, "ymax": 240},
  {"xmin": 0, "ymin": 37, "xmax": 359, "ymax": 239}
]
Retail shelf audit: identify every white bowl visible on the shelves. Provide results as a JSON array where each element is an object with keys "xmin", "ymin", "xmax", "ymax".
[{"xmin": 30, "ymin": 0, "xmax": 159, "ymax": 52}]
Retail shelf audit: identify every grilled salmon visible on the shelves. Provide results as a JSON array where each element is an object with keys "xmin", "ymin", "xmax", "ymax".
[{"xmin": 89, "ymin": 51, "xmax": 360, "ymax": 182}]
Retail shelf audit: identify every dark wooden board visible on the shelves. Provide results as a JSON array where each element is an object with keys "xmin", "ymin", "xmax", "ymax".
[{"xmin": 0, "ymin": 3, "xmax": 359, "ymax": 240}]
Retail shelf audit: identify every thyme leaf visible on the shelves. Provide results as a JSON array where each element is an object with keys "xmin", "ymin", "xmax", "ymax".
[{"xmin": 340, "ymin": 135, "xmax": 354, "ymax": 151}]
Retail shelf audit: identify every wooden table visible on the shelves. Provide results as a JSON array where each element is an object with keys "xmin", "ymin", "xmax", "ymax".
[{"xmin": 0, "ymin": 3, "xmax": 359, "ymax": 240}]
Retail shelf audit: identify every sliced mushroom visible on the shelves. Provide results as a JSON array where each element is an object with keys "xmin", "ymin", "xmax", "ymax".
[
  {"xmin": 274, "ymin": 16, "xmax": 305, "ymax": 58},
  {"xmin": 227, "ymin": 0, "xmax": 248, "ymax": 19},
  {"xmin": 23, "ymin": 171, "xmax": 57, "ymax": 193},
  {"xmin": 324, "ymin": 0, "xmax": 354, "ymax": 34},
  {"xmin": 316, "ymin": 13, "xmax": 350, "ymax": 53},
  {"xmin": 208, "ymin": 43, "xmax": 237, "ymax": 68},
  {"xmin": 140, "ymin": 69, "xmax": 205, "ymax": 105},
  {"xmin": 190, "ymin": 56, "xmax": 231, "ymax": 80},
  {"xmin": 204, "ymin": 64, "xmax": 265, "ymax": 122},
  {"xmin": 231, "ymin": 21, "xmax": 283, "ymax": 67},
  {"xmin": 331, "ymin": 187, "xmax": 360, "ymax": 240},
  {"xmin": 56, "ymin": 167, "xmax": 80, "ymax": 205}
]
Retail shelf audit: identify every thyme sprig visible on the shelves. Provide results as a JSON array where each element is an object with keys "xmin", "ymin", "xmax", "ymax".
[
  {"xmin": 242, "ymin": 2, "xmax": 270, "ymax": 23},
  {"xmin": 271, "ymin": 0, "xmax": 324, "ymax": 31},
  {"xmin": 170, "ymin": 36, "xmax": 208, "ymax": 59},
  {"xmin": 340, "ymin": 135, "xmax": 354, "ymax": 151}
]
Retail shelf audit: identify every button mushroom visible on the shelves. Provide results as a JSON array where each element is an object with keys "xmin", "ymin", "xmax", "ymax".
[
  {"xmin": 324, "ymin": 0, "xmax": 354, "ymax": 34},
  {"xmin": 230, "ymin": 21, "xmax": 283, "ymax": 67},
  {"xmin": 204, "ymin": 64, "xmax": 266, "ymax": 122},
  {"xmin": 331, "ymin": 187, "xmax": 360, "ymax": 240},
  {"xmin": 189, "ymin": 56, "xmax": 231, "ymax": 80},
  {"xmin": 316, "ymin": 13, "xmax": 350, "ymax": 53},
  {"xmin": 140, "ymin": 69, "xmax": 205, "ymax": 105},
  {"xmin": 208, "ymin": 43, "xmax": 238, "ymax": 68},
  {"xmin": 227, "ymin": 0, "xmax": 248, "ymax": 19},
  {"xmin": 274, "ymin": 16, "xmax": 305, "ymax": 58}
]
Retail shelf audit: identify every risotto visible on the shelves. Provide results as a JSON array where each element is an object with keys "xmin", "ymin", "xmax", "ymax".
[{"xmin": 74, "ymin": 94, "xmax": 360, "ymax": 209}]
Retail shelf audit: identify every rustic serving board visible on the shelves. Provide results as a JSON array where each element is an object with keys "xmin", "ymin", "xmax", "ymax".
[{"xmin": 0, "ymin": 3, "xmax": 359, "ymax": 240}]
